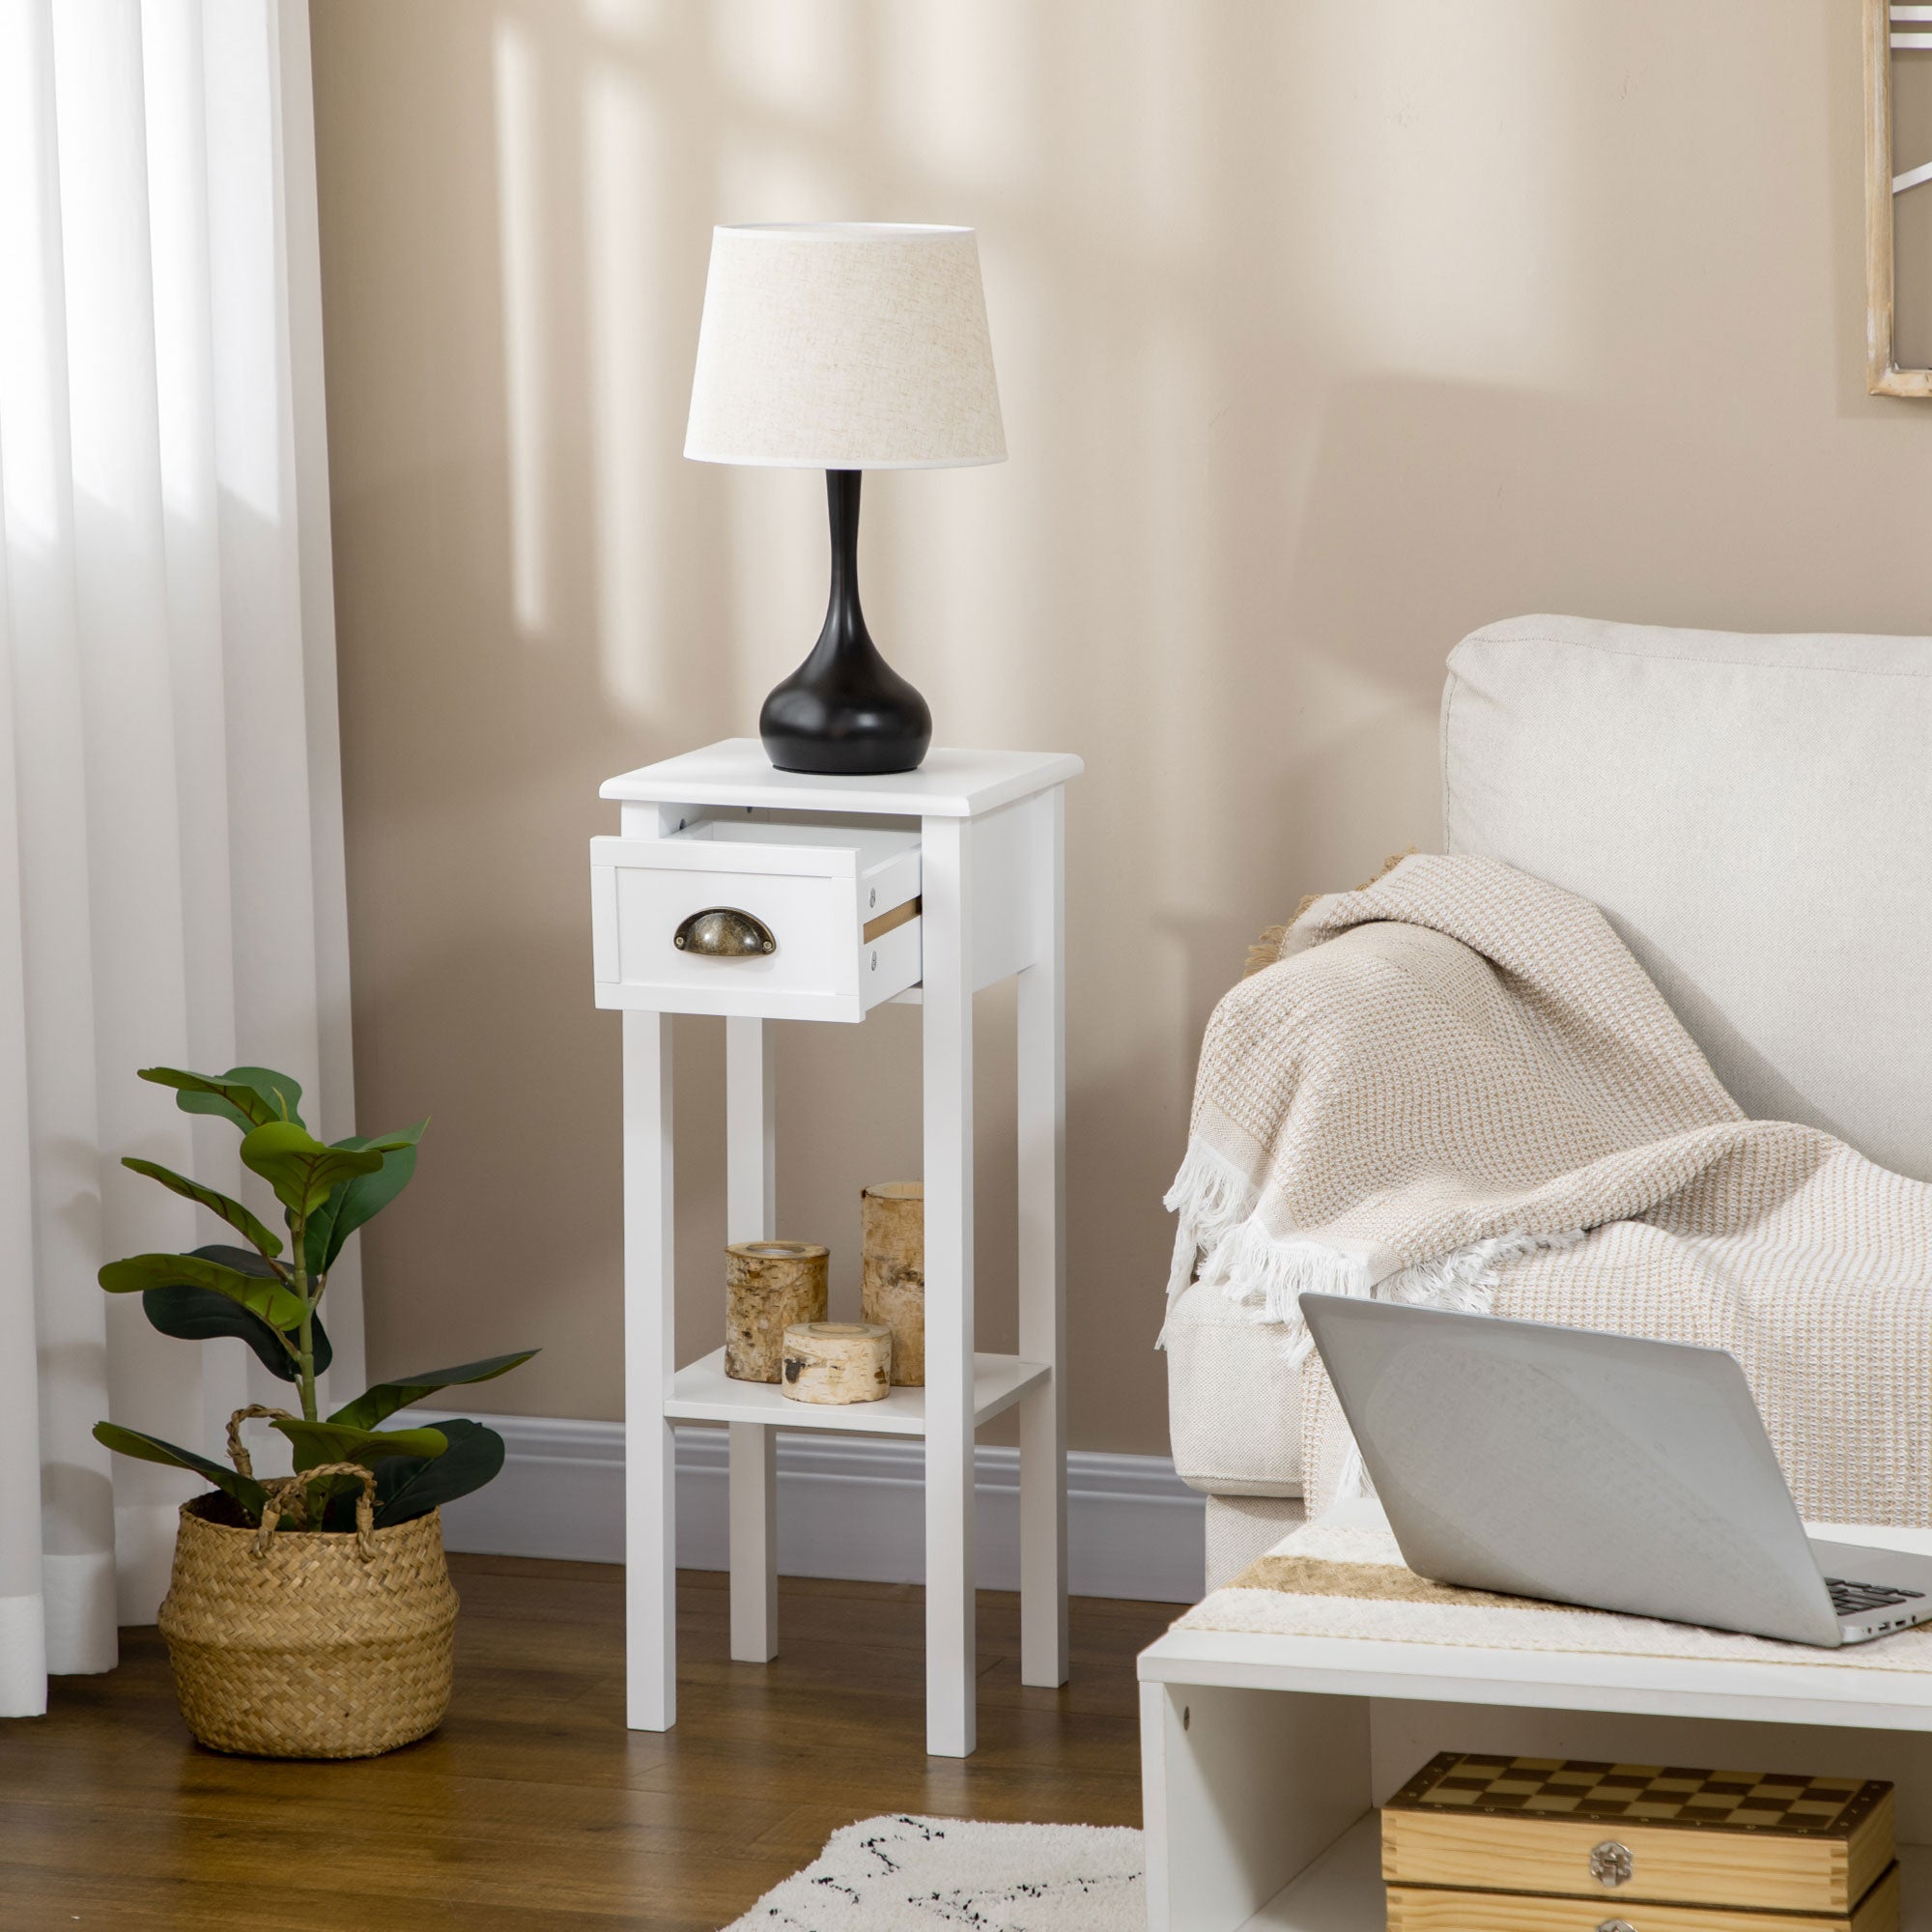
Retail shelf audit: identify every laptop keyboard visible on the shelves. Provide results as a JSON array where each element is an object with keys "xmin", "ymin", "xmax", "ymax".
[{"xmin": 1827, "ymin": 1577, "xmax": 1925, "ymax": 1618}]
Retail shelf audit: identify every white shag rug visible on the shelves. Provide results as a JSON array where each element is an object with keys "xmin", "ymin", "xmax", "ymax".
[{"xmin": 723, "ymin": 1814, "xmax": 1144, "ymax": 1931}]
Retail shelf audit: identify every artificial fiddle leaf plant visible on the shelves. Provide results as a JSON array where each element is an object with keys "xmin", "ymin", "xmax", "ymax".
[{"xmin": 92, "ymin": 1065, "xmax": 534, "ymax": 1533}]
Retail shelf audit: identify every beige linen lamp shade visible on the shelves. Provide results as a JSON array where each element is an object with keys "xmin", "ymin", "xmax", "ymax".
[{"xmin": 684, "ymin": 223, "xmax": 1006, "ymax": 469}]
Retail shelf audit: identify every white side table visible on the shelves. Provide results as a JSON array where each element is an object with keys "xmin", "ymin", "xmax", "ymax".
[{"xmin": 590, "ymin": 739, "xmax": 1082, "ymax": 1757}]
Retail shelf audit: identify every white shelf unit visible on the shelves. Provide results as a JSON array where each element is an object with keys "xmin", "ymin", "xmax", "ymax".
[
  {"xmin": 593, "ymin": 739, "xmax": 1082, "ymax": 1759},
  {"xmin": 1140, "ymin": 1501, "xmax": 1932, "ymax": 1932}
]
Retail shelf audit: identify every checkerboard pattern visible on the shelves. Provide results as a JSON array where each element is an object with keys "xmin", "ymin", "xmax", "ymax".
[{"xmin": 1387, "ymin": 1753, "xmax": 1889, "ymax": 1837}]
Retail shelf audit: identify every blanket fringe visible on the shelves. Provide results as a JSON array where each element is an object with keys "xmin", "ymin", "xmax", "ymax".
[
  {"xmin": 1161, "ymin": 1133, "xmax": 1586, "ymax": 1374},
  {"xmin": 1159, "ymin": 1140, "xmax": 1260, "ymax": 1345},
  {"xmin": 1376, "ymin": 1228, "xmax": 1585, "ymax": 1317},
  {"xmin": 1195, "ymin": 1222, "xmax": 1371, "ymax": 1363}
]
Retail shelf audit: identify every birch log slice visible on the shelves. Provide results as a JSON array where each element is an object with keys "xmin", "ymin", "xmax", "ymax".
[
  {"xmin": 860, "ymin": 1181, "xmax": 924, "ymax": 1387},
  {"xmin": 724, "ymin": 1241, "xmax": 830, "ymax": 1383},
  {"xmin": 781, "ymin": 1321, "xmax": 892, "ymax": 1405}
]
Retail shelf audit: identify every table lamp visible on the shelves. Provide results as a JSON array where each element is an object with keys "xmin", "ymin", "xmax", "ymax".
[{"xmin": 684, "ymin": 222, "xmax": 1007, "ymax": 775}]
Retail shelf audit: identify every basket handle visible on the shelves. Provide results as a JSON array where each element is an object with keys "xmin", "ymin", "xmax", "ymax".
[
  {"xmin": 253, "ymin": 1462, "xmax": 380, "ymax": 1560},
  {"xmin": 225, "ymin": 1405, "xmax": 296, "ymax": 1479}
]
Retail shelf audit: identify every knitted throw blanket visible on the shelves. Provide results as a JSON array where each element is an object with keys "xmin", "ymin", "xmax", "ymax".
[{"xmin": 1164, "ymin": 854, "xmax": 1932, "ymax": 1524}]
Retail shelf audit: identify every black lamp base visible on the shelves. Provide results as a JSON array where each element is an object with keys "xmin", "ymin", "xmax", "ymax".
[{"xmin": 759, "ymin": 469, "xmax": 931, "ymax": 776}]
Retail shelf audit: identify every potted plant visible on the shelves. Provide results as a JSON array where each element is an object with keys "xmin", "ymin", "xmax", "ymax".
[{"xmin": 92, "ymin": 1064, "xmax": 535, "ymax": 1759}]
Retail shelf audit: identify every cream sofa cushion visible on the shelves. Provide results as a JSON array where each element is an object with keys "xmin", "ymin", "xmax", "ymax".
[
  {"xmin": 1444, "ymin": 615, "xmax": 1932, "ymax": 1181},
  {"xmin": 1164, "ymin": 1279, "xmax": 1303, "ymax": 1497}
]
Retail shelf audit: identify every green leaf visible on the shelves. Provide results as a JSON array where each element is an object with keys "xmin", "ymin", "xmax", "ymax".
[
  {"xmin": 187, "ymin": 1241, "xmax": 303, "ymax": 1288},
  {"xmin": 304, "ymin": 1120, "xmax": 429, "ymax": 1277},
  {"xmin": 239, "ymin": 1122, "xmax": 402, "ymax": 1221},
  {"xmin": 141, "ymin": 1246, "xmax": 331, "ymax": 1382},
  {"xmin": 93, "ymin": 1421, "xmax": 267, "ymax": 1519},
  {"xmin": 270, "ymin": 1417, "xmax": 448, "ymax": 1473},
  {"xmin": 324, "ymin": 1120, "xmax": 428, "ymax": 1271},
  {"xmin": 139, "ymin": 1065, "xmax": 305, "ymax": 1132},
  {"xmin": 327, "ymin": 1350, "xmax": 537, "ymax": 1432},
  {"xmin": 271, "ymin": 1417, "xmax": 446, "ymax": 1526},
  {"xmin": 121, "ymin": 1157, "xmax": 283, "ymax": 1258},
  {"xmin": 372, "ymin": 1418, "xmax": 505, "ymax": 1528},
  {"xmin": 99, "ymin": 1251, "xmax": 307, "ymax": 1330}
]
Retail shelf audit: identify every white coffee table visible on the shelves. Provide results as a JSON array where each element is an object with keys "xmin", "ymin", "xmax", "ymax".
[{"xmin": 1138, "ymin": 1498, "xmax": 1932, "ymax": 1931}]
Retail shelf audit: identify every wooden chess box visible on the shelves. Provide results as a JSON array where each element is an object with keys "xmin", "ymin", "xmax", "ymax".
[{"xmin": 1382, "ymin": 1752, "xmax": 1899, "ymax": 1932}]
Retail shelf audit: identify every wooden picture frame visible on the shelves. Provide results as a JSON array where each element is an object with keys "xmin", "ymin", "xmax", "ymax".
[{"xmin": 1866, "ymin": 0, "xmax": 1932, "ymax": 395}]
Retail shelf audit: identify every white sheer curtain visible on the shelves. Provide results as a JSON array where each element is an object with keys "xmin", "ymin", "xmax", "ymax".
[{"xmin": 0, "ymin": 0, "xmax": 357, "ymax": 1715}]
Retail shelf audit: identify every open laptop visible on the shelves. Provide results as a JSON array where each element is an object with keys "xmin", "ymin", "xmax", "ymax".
[{"xmin": 1299, "ymin": 1293, "xmax": 1932, "ymax": 1647}]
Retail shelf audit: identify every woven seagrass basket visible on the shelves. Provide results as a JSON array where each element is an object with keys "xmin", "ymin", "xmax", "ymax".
[{"xmin": 158, "ymin": 1458, "xmax": 458, "ymax": 1760}]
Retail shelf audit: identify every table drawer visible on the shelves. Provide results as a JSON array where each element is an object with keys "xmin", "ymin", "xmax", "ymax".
[{"xmin": 590, "ymin": 818, "xmax": 920, "ymax": 1022}]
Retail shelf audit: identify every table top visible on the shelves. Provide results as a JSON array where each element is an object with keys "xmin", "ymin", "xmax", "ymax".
[
  {"xmin": 1141, "ymin": 1499, "xmax": 1932, "ymax": 1730},
  {"xmin": 600, "ymin": 738, "xmax": 1083, "ymax": 819}
]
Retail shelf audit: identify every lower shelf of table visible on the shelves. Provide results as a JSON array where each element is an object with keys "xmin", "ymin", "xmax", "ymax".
[
  {"xmin": 1240, "ymin": 1816, "xmax": 1932, "ymax": 1930},
  {"xmin": 663, "ymin": 1348, "xmax": 1050, "ymax": 1435}
]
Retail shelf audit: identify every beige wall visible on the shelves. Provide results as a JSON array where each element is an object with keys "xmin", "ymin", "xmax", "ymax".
[{"xmin": 310, "ymin": 0, "xmax": 1930, "ymax": 1455}]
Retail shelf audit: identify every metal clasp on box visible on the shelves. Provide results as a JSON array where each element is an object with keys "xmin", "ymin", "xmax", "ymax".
[{"xmin": 1589, "ymin": 1840, "xmax": 1634, "ymax": 1889}]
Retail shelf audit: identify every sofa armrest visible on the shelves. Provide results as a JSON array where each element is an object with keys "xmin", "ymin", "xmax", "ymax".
[{"xmin": 1164, "ymin": 1279, "xmax": 1304, "ymax": 1497}]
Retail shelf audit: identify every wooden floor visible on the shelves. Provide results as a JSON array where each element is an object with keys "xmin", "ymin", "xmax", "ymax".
[{"xmin": 0, "ymin": 1559, "xmax": 1178, "ymax": 1931}]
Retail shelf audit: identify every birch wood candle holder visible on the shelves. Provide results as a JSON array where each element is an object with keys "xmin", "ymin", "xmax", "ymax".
[
  {"xmin": 860, "ymin": 1181, "xmax": 924, "ymax": 1386},
  {"xmin": 724, "ymin": 1240, "xmax": 829, "ymax": 1383},
  {"xmin": 781, "ymin": 1321, "xmax": 892, "ymax": 1405}
]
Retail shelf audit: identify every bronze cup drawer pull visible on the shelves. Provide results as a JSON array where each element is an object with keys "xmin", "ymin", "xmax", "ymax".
[{"xmin": 673, "ymin": 907, "xmax": 777, "ymax": 957}]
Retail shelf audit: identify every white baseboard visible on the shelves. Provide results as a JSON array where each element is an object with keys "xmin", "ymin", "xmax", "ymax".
[{"xmin": 408, "ymin": 1409, "xmax": 1206, "ymax": 1605}]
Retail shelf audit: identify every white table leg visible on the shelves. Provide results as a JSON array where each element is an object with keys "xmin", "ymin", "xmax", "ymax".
[
  {"xmin": 725, "ymin": 1015, "xmax": 779, "ymax": 1662},
  {"xmin": 923, "ymin": 814, "xmax": 977, "ymax": 1757},
  {"xmin": 623, "ymin": 1009, "xmax": 675, "ymax": 1730},
  {"xmin": 1141, "ymin": 1680, "xmax": 1371, "ymax": 1932},
  {"xmin": 1017, "ymin": 787, "xmax": 1068, "ymax": 1688},
  {"xmin": 727, "ymin": 1425, "xmax": 777, "ymax": 1660}
]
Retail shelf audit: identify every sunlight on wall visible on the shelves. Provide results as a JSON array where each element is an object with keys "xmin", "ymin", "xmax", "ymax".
[
  {"xmin": 1110, "ymin": 8, "xmax": 1229, "ymax": 916},
  {"xmin": 1139, "ymin": 315, "xmax": 1226, "ymax": 899},
  {"xmin": 713, "ymin": 0, "xmax": 857, "ymax": 118},
  {"xmin": 582, "ymin": 0, "xmax": 668, "ymax": 47},
  {"xmin": 1124, "ymin": 3, "xmax": 1211, "ymax": 253},
  {"xmin": 876, "ymin": 0, "xmax": 1039, "ymax": 191},
  {"xmin": 1292, "ymin": 4, "xmax": 1586, "ymax": 387},
  {"xmin": 584, "ymin": 55, "xmax": 670, "ymax": 720},
  {"xmin": 711, "ymin": 105, "xmax": 852, "ymax": 216},
  {"xmin": 493, "ymin": 15, "xmax": 550, "ymax": 639}
]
